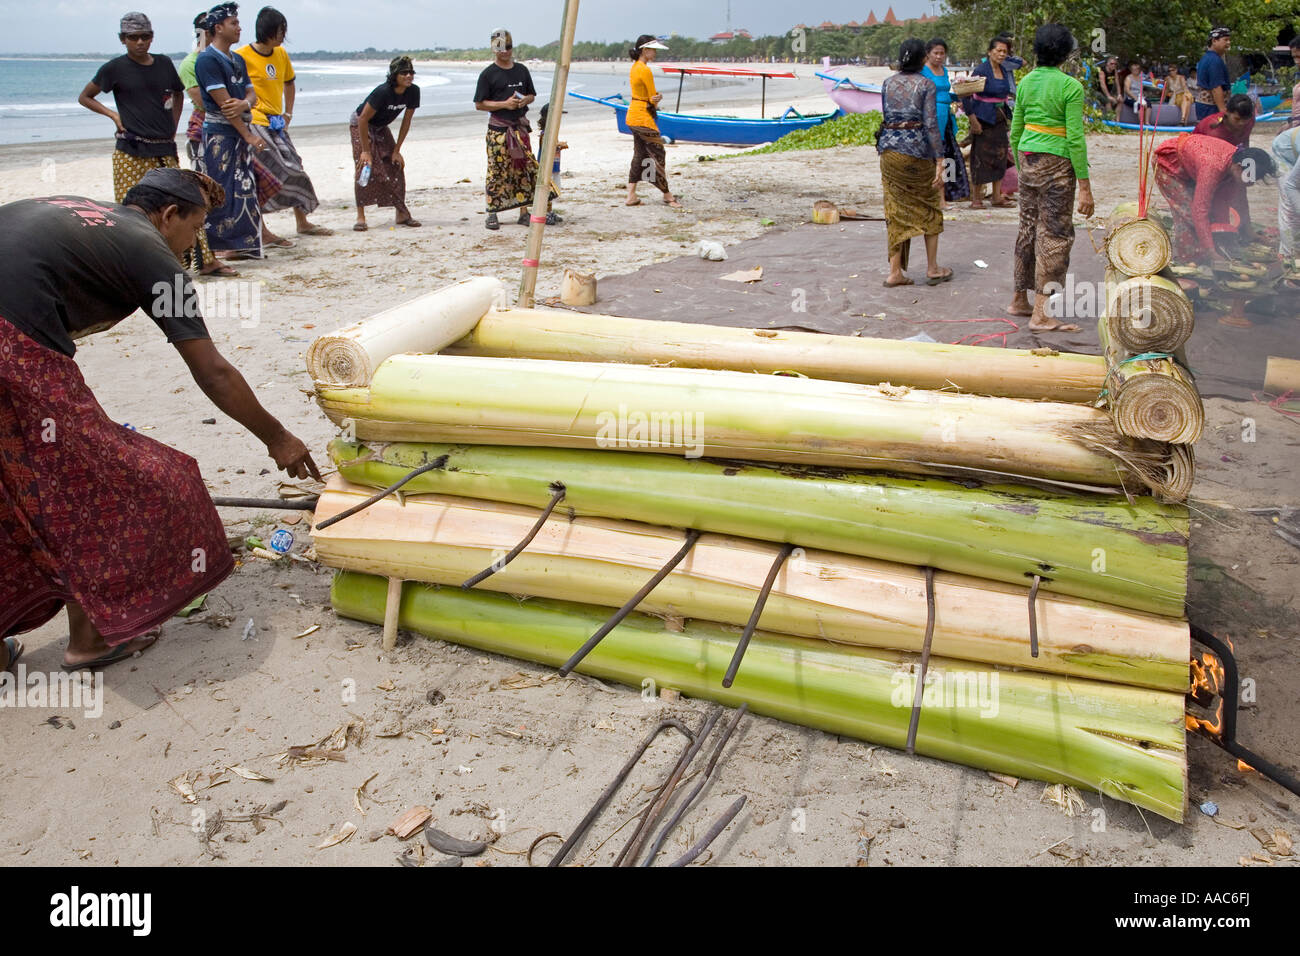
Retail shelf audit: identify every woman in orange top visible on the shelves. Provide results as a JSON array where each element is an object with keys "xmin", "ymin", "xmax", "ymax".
[{"xmin": 625, "ymin": 35, "xmax": 681, "ymax": 208}]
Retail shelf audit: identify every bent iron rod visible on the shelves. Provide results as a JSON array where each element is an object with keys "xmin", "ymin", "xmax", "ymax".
[
  {"xmin": 616, "ymin": 707, "xmax": 722, "ymax": 867},
  {"xmin": 547, "ymin": 717, "xmax": 694, "ymax": 867},
  {"xmin": 641, "ymin": 703, "xmax": 749, "ymax": 866},
  {"xmin": 905, "ymin": 567, "xmax": 937, "ymax": 756},
  {"xmin": 557, "ymin": 529, "xmax": 702, "ymax": 677},
  {"xmin": 722, "ymin": 544, "xmax": 794, "ymax": 689},
  {"xmin": 668, "ymin": 796, "xmax": 747, "ymax": 867},
  {"xmin": 212, "ymin": 496, "xmax": 318, "ymax": 510},
  {"xmin": 312, "ymin": 457, "xmax": 449, "ymax": 532},
  {"xmin": 461, "ymin": 483, "xmax": 566, "ymax": 589}
]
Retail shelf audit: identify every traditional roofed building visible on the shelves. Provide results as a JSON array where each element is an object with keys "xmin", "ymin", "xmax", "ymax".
[{"xmin": 884, "ymin": 7, "xmax": 899, "ymax": 24}]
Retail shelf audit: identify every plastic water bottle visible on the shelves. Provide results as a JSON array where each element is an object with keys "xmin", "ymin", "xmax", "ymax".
[
  {"xmin": 357, "ymin": 164, "xmax": 371, "ymax": 187},
  {"xmin": 269, "ymin": 528, "xmax": 295, "ymax": 555}
]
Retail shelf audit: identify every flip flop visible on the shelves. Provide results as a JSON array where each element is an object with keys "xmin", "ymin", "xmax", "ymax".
[
  {"xmin": 625, "ymin": 198, "xmax": 643, "ymax": 206},
  {"xmin": 926, "ymin": 269, "xmax": 954, "ymax": 286},
  {"xmin": 353, "ymin": 223, "xmax": 368, "ymax": 232},
  {"xmin": 200, "ymin": 264, "xmax": 240, "ymax": 278},
  {"xmin": 264, "ymin": 236, "xmax": 295, "ymax": 248},
  {"xmin": 63, "ymin": 630, "xmax": 159, "ymax": 671},
  {"xmin": 397, "ymin": 218, "xmax": 422, "ymax": 228},
  {"xmin": 297, "ymin": 225, "xmax": 335, "ymax": 236},
  {"xmin": 882, "ymin": 276, "xmax": 914, "ymax": 287},
  {"xmin": 3, "ymin": 637, "xmax": 23, "ymax": 674}
]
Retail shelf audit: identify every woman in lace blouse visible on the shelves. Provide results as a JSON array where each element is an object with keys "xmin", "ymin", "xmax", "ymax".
[{"xmin": 877, "ymin": 37, "xmax": 951, "ymax": 287}]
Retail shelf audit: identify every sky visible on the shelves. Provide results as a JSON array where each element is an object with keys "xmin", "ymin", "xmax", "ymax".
[{"xmin": 1, "ymin": 0, "xmax": 943, "ymax": 54}]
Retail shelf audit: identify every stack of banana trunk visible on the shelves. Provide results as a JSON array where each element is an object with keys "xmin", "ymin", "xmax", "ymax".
[
  {"xmin": 308, "ymin": 278, "xmax": 1196, "ymax": 822},
  {"xmin": 1101, "ymin": 204, "xmax": 1205, "ymax": 447}
]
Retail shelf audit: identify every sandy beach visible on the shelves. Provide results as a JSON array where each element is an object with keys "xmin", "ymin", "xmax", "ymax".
[{"xmin": 1, "ymin": 62, "xmax": 1297, "ymax": 867}]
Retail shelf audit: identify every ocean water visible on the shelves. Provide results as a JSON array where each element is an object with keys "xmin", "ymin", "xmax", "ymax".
[{"xmin": 0, "ymin": 56, "xmax": 594, "ymax": 145}]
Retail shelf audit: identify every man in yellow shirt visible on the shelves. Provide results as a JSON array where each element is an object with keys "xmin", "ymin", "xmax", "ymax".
[{"xmin": 237, "ymin": 6, "xmax": 332, "ymax": 243}]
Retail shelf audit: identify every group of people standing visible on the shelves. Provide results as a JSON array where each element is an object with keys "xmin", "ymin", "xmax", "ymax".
[
  {"xmin": 876, "ymin": 24, "xmax": 1091, "ymax": 330},
  {"xmin": 81, "ymin": 6, "xmax": 332, "ymax": 276}
]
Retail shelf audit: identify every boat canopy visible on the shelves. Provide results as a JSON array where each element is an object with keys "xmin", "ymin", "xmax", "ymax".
[{"xmin": 659, "ymin": 66, "xmax": 797, "ymax": 79}]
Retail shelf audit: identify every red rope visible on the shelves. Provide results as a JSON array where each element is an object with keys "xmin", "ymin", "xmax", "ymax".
[
  {"xmin": 1252, "ymin": 389, "xmax": 1300, "ymax": 419},
  {"xmin": 918, "ymin": 316, "xmax": 1021, "ymax": 348}
]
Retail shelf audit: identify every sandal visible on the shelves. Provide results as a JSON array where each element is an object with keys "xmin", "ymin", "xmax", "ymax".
[
  {"xmin": 200, "ymin": 263, "xmax": 240, "ymax": 278},
  {"xmin": 883, "ymin": 276, "xmax": 914, "ymax": 287},
  {"xmin": 3, "ymin": 636, "xmax": 23, "ymax": 674},
  {"xmin": 264, "ymin": 236, "xmax": 295, "ymax": 248},
  {"xmin": 485, "ymin": 212, "xmax": 500, "ymax": 231},
  {"xmin": 664, "ymin": 199, "xmax": 683, "ymax": 208},
  {"xmin": 625, "ymin": 198, "xmax": 643, "ymax": 206},
  {"xmin": 926, "ymin": 268, "xmax": 954, "ymax": 286},
  {"xmin": 397, "ymin": 217, "xmax": 422, "ymax": 228},
  {"xmin": 297, "ymin": 224, "xmax": 335, "ymax": 236},
  {"xmin": 990, "ymin": 199, "xmax": 1016, "ymax": 208},
  {"xmin": 353, "ymin": 222, "xmax": 368, "ymax": 232},
  {"xmin": 63, "ymin": 629, "xmax": 160, "ymax": 671}
]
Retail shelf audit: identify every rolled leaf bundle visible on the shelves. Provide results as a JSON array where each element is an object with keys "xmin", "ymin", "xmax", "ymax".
[
  {"xmin": 315, "ymin": 354, "xmax": 1189, "ymax": 497},
  {"xmin": 446, "ymin": 309, "xmax": 1109, "ymax": 403},
  {"xmin": 1106, "ymin": 214, "xmax": 1172, "ymax": 276},
  {"xmin": 311, "ymin": 479, "xmax": 1192, "ymax": 691},
  {"xmin": 305, "ymin": 277, "xmax": 503, "ymax": 386},
  {"xmin": 1097, "ymin": 319, "xmax": 1203, "ymax": 445},
  {"xmin": 1104, "ymin": 271, "xmax": 1194, "ymax": 355},
  {"xmin": 330, "ymin": 570, "xmax": 1189, "ymax": 822},
  {"xmin": 330, "ymin": 440, "xmax": 1190, "ymax": 617}
]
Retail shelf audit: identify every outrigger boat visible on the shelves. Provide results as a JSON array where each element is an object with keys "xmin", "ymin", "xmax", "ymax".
[
  {"xmin": 816, "ymin": 60, "xmax": 883, "ymax": 113},
  {"xmin": 569, "ymin": 65, "xmax": 840, "ymax": 147}
]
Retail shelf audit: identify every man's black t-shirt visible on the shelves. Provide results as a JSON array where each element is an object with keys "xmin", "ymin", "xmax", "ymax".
[
  {"xmin": 474, "ymin": 62, "xmax": 536, "ymax": 123},
  {"xmin": 91, "ymin": 54, "xmax": 183, "ymax": 157},
  {"xmin": 356, "ymin": 83, "xmax": 421, "ymax": 129},
  {"xmin": 0, "ymin": 197, "xmax": 210, "ymax": 357}
]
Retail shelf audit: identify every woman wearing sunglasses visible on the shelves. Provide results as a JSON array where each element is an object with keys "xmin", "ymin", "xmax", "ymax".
[{"xmin": 351, "ymin": 55, "xmax": 421, "ymax": 230}]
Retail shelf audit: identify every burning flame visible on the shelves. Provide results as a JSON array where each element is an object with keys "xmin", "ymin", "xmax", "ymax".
[
  {"xmin": 1186, "ymin": 651, "xmax": 1227, "ymax": 737},
  {"xmin": 1237, "ymin": 759, "xmax": 1255, "ymax": 773}
]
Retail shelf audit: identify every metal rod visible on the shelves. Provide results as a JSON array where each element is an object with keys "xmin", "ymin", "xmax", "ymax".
[
  {"xmin": 461, "ymin": 484, "xmax": 566, "ymax": 589},
  {"xmin": 641, "ymin": 704, "xmax": 748, "ymax": 866},
  {"xmin": 547, "ymin": 717, "xmax": 694, "ymax": 867},
  {"xmin": 313, "ymin": 457, "xmax": 448, "ymax": 532},
  {"xmin": 557, "ymin": 529, "xmax": 701, "ymax": 677},
  {"xmin": 1190, "ymin": 624, "xmax": 1300, "ymax": 798},
  {"xmin": 905, "ymin": 566, "xmax": 937, "ymax": 756},
  {"xmin": 616, "ymin": 707, "xmax": 721, "ymax": 867},
  {"xmin": 1027, "ymin": 573, "xmax": 1042, "ymax": 658},
  {"xmin": 722, "ymin": 544, "xmax": 793, "ymax": 688},
  {"xmin": 675, "ymin": 69, "xmax": 685, "ymax": 112},
  {"xmin": 212, "ymin": 496, "xmax": 319, "ymax": 510},
  {"xmin": 667, "ymin": 795, "xmax": 747, "ymax": 867},
  {"xmin": 761, "ymin": 75, "xmax": 766, "ymax": 118}
]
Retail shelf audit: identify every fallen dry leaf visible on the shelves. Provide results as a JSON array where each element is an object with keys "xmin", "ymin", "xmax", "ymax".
[
  {"xmin": 1273, "ymin": 829, "xmax": 1293, "ymax": 856},
  {"xmin": 170, "ymin": 772, "xmax": 197, "ymax": 804},
  {"xmin": 292, "ymin": 624, "xmax": 320, "ymax": 640},
  {"xmin": 227, "ymin": 765, "xmax": 274, "ymax": 782},
  {"xmin": 376, "ymin": 679, "xmax": 396, "ymax": 692},
  {"xmin": 388, "ymin": 806, "xmax": 433, "ymax": 839},
  {"xmin": 987, "ymin": 772, "xmax": 1019, "ymax": 789},
  {"xmin": 355, "ymin": 772, "xmax": 379, "ymax": 815},
  {"xmin": 316, "ymin": 822, "xmax": 357, "ymax": 849}
]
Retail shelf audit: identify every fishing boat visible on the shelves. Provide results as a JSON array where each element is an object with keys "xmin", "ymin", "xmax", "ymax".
[
  {"xmin": 815, "ymin": 63, "xmax": 883, "ymax": 114},
  {"xmin": 569, "ymin": 90, "xmax": 840, "ymax": 147}
]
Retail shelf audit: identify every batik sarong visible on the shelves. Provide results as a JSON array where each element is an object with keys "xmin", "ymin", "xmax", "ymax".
[
  {"xmin": 249, "ymin": 124, "xmax": 319, "ymax": 214},
  {"xmin": 0, "ymin": 317, "xmax": 233, "ymax": 642},
  {"xmin": 199, "ymin": 125, "xmax": 264, "ymax": 255},
  {"xmin": 1013, "ymin": 152, "xmax": 1077, "ymax": 293}
]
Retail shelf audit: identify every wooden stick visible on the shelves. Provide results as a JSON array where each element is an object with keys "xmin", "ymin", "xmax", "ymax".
[{"xmin": 382, "ymin": 576, "xmax": 403, "ymax": 650}]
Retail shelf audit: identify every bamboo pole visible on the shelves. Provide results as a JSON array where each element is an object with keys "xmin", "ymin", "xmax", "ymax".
[
  {"xmin": 329, "ymin": 440, "xmax": 1190, "ymax": 617},
  {"xmin": 518, "ymin": 0, "xmax": 580, "ymax": 308},
  {"xmin": 382, "ymin": 576, "xmax": 402, "ymax": 650},
  {"xmin": 311, "ymin": 479, "xmax": 1192, "ymax": 691},
  {"xmin": 446, "ymin": 308, "xmax": 1109, "ymax": 403},
  {"xmin": 330, "ymin": 571, "xmax": 1189, "ymax": 822}
]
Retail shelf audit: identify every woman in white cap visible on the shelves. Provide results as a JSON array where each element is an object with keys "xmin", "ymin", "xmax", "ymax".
[{"xmin": 625, "ymin": 35, "xmax": 681, "ymax": 208}]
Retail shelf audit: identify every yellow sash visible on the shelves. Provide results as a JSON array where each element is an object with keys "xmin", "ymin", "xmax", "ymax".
[{"xmin": 1025, "ymin": 122, "xmax": 1068, "ymax": 137}]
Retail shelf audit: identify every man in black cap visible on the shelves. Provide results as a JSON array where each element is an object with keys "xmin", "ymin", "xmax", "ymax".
[
  {"xmin": 1195, "ymin": 27, "xmax": 1233, "ymax": 122},
  {"xmin": 0, "ymin": 167, "xmax": 319, "ymax": 672}
]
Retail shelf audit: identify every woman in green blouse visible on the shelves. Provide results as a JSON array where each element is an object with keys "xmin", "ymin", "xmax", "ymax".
[{"xmin": 1007, "ymin": 24, "xmax": 1096, "ymax": 332}]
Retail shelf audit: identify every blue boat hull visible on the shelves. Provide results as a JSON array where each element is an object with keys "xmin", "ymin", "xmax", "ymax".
[{"xmin": 569, "ymin": 92, "xmax": 841, "ymax": 147}]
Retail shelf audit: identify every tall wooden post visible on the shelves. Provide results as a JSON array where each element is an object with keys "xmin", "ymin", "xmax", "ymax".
[{"xmin": 518, "ymin": 0, "xmax": 580, "ymax": 308}]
